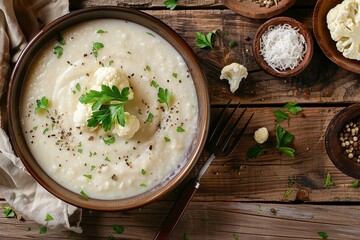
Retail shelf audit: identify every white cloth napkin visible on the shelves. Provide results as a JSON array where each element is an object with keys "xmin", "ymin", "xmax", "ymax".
[{"xmin": 0, "ymin": 0, "xmax": 82, "ymax": 233}]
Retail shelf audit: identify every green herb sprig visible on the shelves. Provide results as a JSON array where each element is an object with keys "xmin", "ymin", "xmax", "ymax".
[
  {"xmin": 35, "ymin": 96, "xmax": 49, "ymax": 113},
  {"xmin": 196, "ymin": 30, "xmax": 217, "ymax": 49},
  {"xmin": 158, "ymin": 87, "xmax": 172, "ymax": 109},
  {"xmin": 164, "ymin": 0, "xmax": 178, "ymax": 10},
  {"xmin": 79, "ymin": 85, "xmax": 130, "ymax": 131}
]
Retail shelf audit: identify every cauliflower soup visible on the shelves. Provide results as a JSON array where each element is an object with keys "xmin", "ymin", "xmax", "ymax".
[{"xmin": 20, "ymin": 19, "xmax": 198, "ymax": 200}]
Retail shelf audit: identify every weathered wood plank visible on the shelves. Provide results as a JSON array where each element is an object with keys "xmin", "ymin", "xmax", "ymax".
[
  {"xmin": 1, "ymin": 201, "xmax": 360, "ymax": 239},
  {"xmin": 69, "ymin": 0, "xmax": 315, "ymax": 9}
]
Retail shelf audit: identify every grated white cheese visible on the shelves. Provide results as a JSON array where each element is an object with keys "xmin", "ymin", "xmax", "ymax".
[{"xmin": 259, "ymin": 24, "xmax": 307, "ymax": 72}]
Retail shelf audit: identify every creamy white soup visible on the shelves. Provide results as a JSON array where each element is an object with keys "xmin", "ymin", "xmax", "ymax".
[{"xmin": 20, "ymin": 19, "xmax": 198, "ymax": 200}]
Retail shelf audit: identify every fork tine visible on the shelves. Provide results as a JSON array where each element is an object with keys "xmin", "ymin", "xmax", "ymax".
[
  {"xmin": 221, "ymin": 106, "xmax": 247, "ymax": 152},
  {"xmin": 224, "ymin": 112, "xmax": 254, "ymax": 155},
  {"xmin": 212, "ymin": 102, "xmax": 241, "ymax": 147},
  {"xmin": 208, "ymin": 100, "xmax": 231, "ymax": 143}
]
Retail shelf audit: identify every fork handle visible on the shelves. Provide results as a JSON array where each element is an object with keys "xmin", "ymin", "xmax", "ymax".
[{"xmin": 153, "ymin": 178, "xmax": 200, "ymax": 240}]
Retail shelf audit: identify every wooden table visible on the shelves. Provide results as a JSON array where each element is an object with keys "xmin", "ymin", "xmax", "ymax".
[{"xmin": 2, "ymin": 0, "xmax": 360, "ymax": 239}]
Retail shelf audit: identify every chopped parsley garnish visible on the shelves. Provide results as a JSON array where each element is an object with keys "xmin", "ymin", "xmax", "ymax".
[
  {"xmin": 97, "ymin": 29, "xmax": 106, "ymax": 34},
  {"xmin": 172, "ymin": 72, "xmax": 178, "ymax": 78},
  {"xmin": 2, "ymin": 206, "xmax": 15, "ymax": 218},
  {"xmin": 75, "ymin": 83, "xmax": 81, "ymax": 92},
  {"xmin": 164, "ymin": 0, "xmax": 178, "ymax": 10},
  {"xmin": 43, "ymin": 128, "xmax": 49, "ymax": 134},
  {"xmin": 92, "ymin": 42, "xmax": 104, "ymax": 58},
  {"xmin": 196, "ymin": 30, "xmax": 216, "ymax": 49},
  {"xmin": 125, "ymin": 141, "xmax": 129, "ymax": 144},
  {"xmin": 352, "ymin": 180, "xmax": 359, "ymax": 188},
  {"xmin": 274, "ymin": 109, "xmax": 289, "ymax": 122},
  {"xmin": 151, "ymin": 80, "xmax": 159, "ymax": 88},
  {"xmin": 89, "ymin": 151, "xmax": 97, "ymax": 157},
  {"xmin": 127, "ymin": 51, "xmax": 131, "ymax": 54},
  {"xmin": 140, "ymin": 183, "xmax": 147, "ymax": 187},
  {"xmin": 56, "ymin": 35, "xmax": 65, "ymax": 45},
  {"xmin": 84, "ymin": 174, "xmax": 92, "ymax": 179},
  {"xmin": 283, "ymin": 189, "xmax": 293, "ymax": 199},
  {"xmin": 158, "ymin": 87, "xmax": 172, "ymax": 109},
  {"xmin": 233, "ymin": 233, "xmax": 239, "ymax": 240},
  {"xmin": 324, "ymin": 172, "xmax": 333, "ymax": 187},
  {"xmin": 91, "ymin": 165, "xmax": 96, "ymax": 171},
  {"xmin": 33, "ymin": 126, "xmax": 38, "ymax": 131},
  {"xmin": 177, "ymin": 126, "xmax": 185, "ymax": 132},
  {"xmin": 44, "ymin": 214, "xmax": 54, "ymax": 221},
  {"xmin": 164, "ymin": 137, "xmax": 171, "ymax": 142},
  {"xmin": 246, "ymin": 145, "xmax": 267, "ymax": 158},
  {"xmin": 105, "ymin": 156, "xmax": 111, "ymax": 162},
  {"xmin": 109, "ymin": 60, "xmax": 114, "ymax": 66},
  {"xmin": 146, "ymin": 65, "xmax": 151, "ymax": 71},
  {"xmin": 77, "ymin": 142, "xmax": 83, "ymax": 154},
  {"xmin": 229, "ymin": 41, "xmax": 237, "ymax": 47},
  {"xmin": 141, "ymin": 169, "xmax": 147, "ymax": 175},
  {"xmin": 53, "ymin": 45, "xmax": 63, "ymax": 58},
  {"xmin": 102, "ymin": 136, "xmax": 115, "ymax": 145},
  {"xmin": 317, "ymin": 231, "xmax": 329, "ymax": 239},
  {"xmin": 288, "ymin": 179, "xmax": 296, "ymax": 186},
  {"xmin": 80, "ymin": 190, "xmax": 89, "ymax": 199},
  {"xmin": 145, "ymin": 113, "xmax": 154, "ymax": 123},
  {"xmin": 79, "ymin": 85, "xmax": 131, "ymax": 131},
  {"xmin": 146, "ymin": 32, "xmax": 155, "ymax": 37},
  {"xmin": 113, "ymin": 225, "xmax": 124, "ymax": 234},
  {"xmin": 35, "ymin": 96, "xmax": 49, "ymax": 113},
  {"xmin": 39, "ymin": 226, "xmax": 47, "ymax": 234},
  {"xmin": 284, "ymin": 102, "xmax": 303, "ymax": 115}
]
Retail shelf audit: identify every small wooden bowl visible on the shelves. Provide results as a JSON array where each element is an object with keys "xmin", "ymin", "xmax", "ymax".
[
  {"xmin": 325, "ymin": 104, "xmax": 360, "ymax": 179},
  {"xmin": 252, "ymin": 17, "xmax": 314, "ymax": 78},
  {"xmin": 223, "ymin": 0, "xmax": 296, "ymax": 19},
  {"xmin": 313, "ymin": 0, "xmax": 360, "ymax": 74}
]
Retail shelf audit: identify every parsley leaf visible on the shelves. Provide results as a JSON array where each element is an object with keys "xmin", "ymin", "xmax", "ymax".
[
  {"xmin": 35, "ymin": 96, "xmax": 49, "ymax": 113},
  {"xmin": 84, "ymin": 174, "xmax": 92, "ymax": 179},
  {"xmin": 164, "ymin": 137, "xmax": 171, "ymax": 142},
  {"xmin": 284, "ymin": 102, "xmax": 303, "ymax": 115},
  {"xmin": 275, "ymin": 125, "xmax": 295, "ymax": 158},
  {"xmin": 109, "ymin": 60, "xmax": 114, "ymax": 66},
  {"xmin": 2, "ymin": 206, "xmax": 16, "ymax": 218},
  {"xmin": 229, "ymin": 41, "xmax": 237, "ymax": 47},
  {"xmin": 283, "ymin": 189, "xmax": 293, "ymax": 199},
  {"xmin": 97, "ymin": 29, "xmax": 106, "ymax": 34},
  {"xmin": 146, "ymin": 32, "xmax": 155, "ymax": 37},
  {"xmin": 233, "ymin": 233, "xmax": 239, "ymax": 240},
  {"xmin": 53, "ymin": 45, "xmax": 63, "ymax": 58},
  {"xmin": 140, "ymin": 183, "xmax": 147, "ymax": 187},
  {"xmin": 177, "ymin": 126, "xmax": 185, "ymax": 132},
  {"xmin": 113, "ymin": 225, "xmax": 124, "ymax": 234},
  {"xmin": 196, "ymin": 30, "xmax": 216, "ymax": 49},
  {"xmin": 102, "ymin": 136, "xmax": 115, "ymax": 145},
  {"xmin": 44, "ymin": 214, "xmax": 54, "ymax": 221},
  {"xmin": 352, "ymin": 180, "xmax": 359, "ymax": 188},
  {"xmin": 146, "ymin": 65, "xmax": 151, "ymax": 71},
  {"xmin": 56, "ymin": 35, "xmax": 65, "ymax": 45},
  {"xmin": 246, "ymin": 145, "xmax": 267, "ymax": 158},
  {"xmin": 164, "ymin": 0, "xmax": 178, "ymax": 10},
  {"xmin": 141, "ymin": 169, "xmax": 147, "ymax": 175},
  {"xmin": 92, "ymin": 42, "xmax": 104, "ymax": 58},
  {"xmin": 39, "ymin": 226, "xmax": 47, "ymax": 234},
  {"xmin": 79, "ymin": 85, "xmax": 130, "ymax": 131},
  {"xmin": 317, "ymin": 231, "xmax": 329, "ymax": 239},
  {"xmin": 145, "ymin": 113, "xmax": 154, "ymax": 123},
  {"xmin": 277, "ymin": 147, "xmax": 295, "ymax": 158},
  {"xmin": 80, "ymin": 190, "xmax": 89, "ymax": 199},
  {"xmin": 158, "ymin": 87, "xmax": 172, "ymax": 109},
  {"xmin": 172, "ymin": 72, "xmax": 178, "ymax": 78},
  {"xmin": 91, "ymin": 165, "xmax": 96, "ymax": 171},
  {"xmin": 274, "ymin": 109, "xmax": 289, "ymax": 122},
  {"xmin": 324, "ymin": 172, "xmax": 333, "ymax": 187},
  {"xmin": 151, "ymin": 80, "xmax": 159, "ymax": 88}
]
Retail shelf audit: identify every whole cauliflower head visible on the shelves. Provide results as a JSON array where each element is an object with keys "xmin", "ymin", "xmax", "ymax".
[
  {"xmin": 112, "ymin": 112, "xmax": 140, "ymax": 139},
  {"xmin": 95, "ymin": 67, "xmax": 134, "ymax": 99},
  {"xmin": 254, "ymin": 127, "xmax": 269, "ymax": 144},
  {"xmin": 327, "ymin": 0, "xmax": 360, "ymax": 60},
  {"xmin": 220, "ymin": 63, "xmax": 248, "ymax": 93}
]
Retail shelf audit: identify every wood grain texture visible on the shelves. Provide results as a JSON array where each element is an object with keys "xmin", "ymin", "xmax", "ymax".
[{"xmin": 1, "ymin": 201, "xmax": 360, "ymax": 239}]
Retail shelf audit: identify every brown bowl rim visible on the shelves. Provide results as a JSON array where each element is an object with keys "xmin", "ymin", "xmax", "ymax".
[
  {"xmin": 7, "ymin": 7, "xmax": 210, "ymax": 211},
  {"xmin": 313, "ymin": 0, "xmax": 360, "ymax": 74},
  {"xmin": 252, "ymin": 16, "xmax": 314, "ymax": 78},
  {"xmin": 325, "ymin": 104, "xmax": 360, "ymax": 179}
]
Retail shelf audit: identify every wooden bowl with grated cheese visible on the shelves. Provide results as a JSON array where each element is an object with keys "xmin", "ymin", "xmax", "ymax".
[{"xmin": 252, "ymin": 17, "xmax": 314, "ymax": 78}]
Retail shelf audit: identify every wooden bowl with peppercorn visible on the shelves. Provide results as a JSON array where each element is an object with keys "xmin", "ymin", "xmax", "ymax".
[
  {"xmin": 325, "ymin": 104, "xmax": 360, "ymax": 179},
  {"xmin": 252, "ymin": 17, "xmax": 314, "ymax": 77}
]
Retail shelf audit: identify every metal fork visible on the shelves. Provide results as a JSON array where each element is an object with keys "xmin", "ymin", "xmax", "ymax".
[{"xmin": 153, "ymin": 100, "xmax": 253, "ymax": 240}]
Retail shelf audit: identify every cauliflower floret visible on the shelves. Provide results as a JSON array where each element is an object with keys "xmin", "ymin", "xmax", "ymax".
[
  {"xmin": 73, "ymin": 103, "xmax": 97, "ymax": 131},
  {"xmin": 95, "ymin": 67, "xmax": 134, "ymax": 99},
  {"xmin": 112, "ymin": 112, "xmax": 140, "ymax": 139},
  {"xmin": 327, "ymin": 0, "xmax": 360, "ymax": 60},
  {"xmin": 220, "ymin": 63, "xmax": 248, "ymax": 93},
  {"xmin": 254, "ymin": 127, "xmax": 269, "ymax": 144}
]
